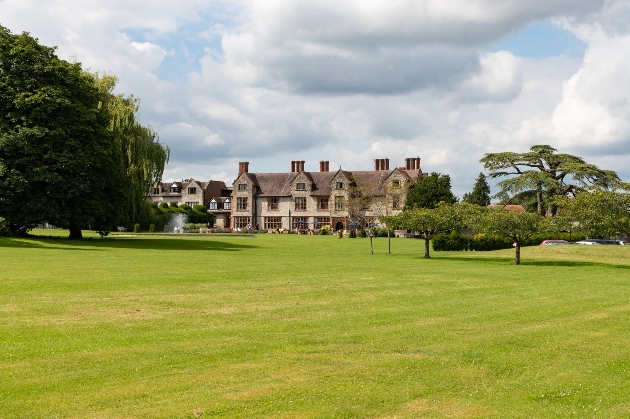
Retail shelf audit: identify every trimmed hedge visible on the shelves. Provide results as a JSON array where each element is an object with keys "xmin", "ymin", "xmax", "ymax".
[{"xmin": 433, "ymin": 231, "xmax": 587, "ymax": 251}]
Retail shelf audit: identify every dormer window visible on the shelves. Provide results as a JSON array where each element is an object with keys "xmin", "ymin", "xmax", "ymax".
[
  {"xmin": 170, "ymin": 185, "xmax": 179, "ymax": 193},
  {"xmin": 238, "ymin": 183, "xmax": 248, "ymax": 191},
  {"xmin": 224, "ymin": 199, "xmax": 231, "ymax": 210},
  {"xmin": 336, "ymin": 182, "xmax": 344, "ymax": 189},
  {"xmin": 188, "ymin": 187, "xmax": 197, "ymax": 194},
  {"xmin": 209, "ymin": 200, "xmax": 218, "ymax": 210},
  {"xmin": 296, "ymin": 183, "xmax": 306, "ymax": 191},
  {"xmin": 152, "ymin": 187, "xmax": 159, "ymax": 195}
]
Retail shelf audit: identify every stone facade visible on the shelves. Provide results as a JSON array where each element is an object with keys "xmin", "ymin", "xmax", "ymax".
[{"xmin": 230, "ymin": 158, "xmax": 425, "ymax": 231}]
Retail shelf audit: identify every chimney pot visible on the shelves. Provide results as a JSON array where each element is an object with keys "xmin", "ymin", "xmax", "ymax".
[
  {"xmin": 416, "ymin": 157, "xmax": 420, "ymax": 171},
  {"xmin": 375, "ymin": 159, "xmax": 380, "ymax": 171},
  {"xmin": 325, "ymin": 161, "xmax": 329, "ymax": 172},
  {"xmin": 385, "ymin": 158, "xmax": 390, "ymax": 170}
]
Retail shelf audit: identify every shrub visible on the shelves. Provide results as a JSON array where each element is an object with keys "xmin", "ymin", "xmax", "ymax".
[
  {"xmin": 149, "ymin": 224, "xmax": 155, "ymax": 233},
  {"xmin": 349, "ymin": 229, "xmax": 357, "ymax": 238},
  {"xmin": 169, "ymin": 202, "xmax": 178, "ymax": 208},
  {"xmin": 0, "ymin": 217, "xmax": 10, "ymax": 237},
  {"xmin": 338, "ymin": 229, "xmax": 343, "ymax": 239},
  {"xmin": 133, "ymin": 223, "xmax": 141, "ymax": 233},
  {"xmin": 359, "ymin": 228, "xmax": 367, "ymax": 238},
  {"xmin": 371, "ymin": 226, "xmax": 394, "ymax": 237},
  {"xmin": 159, "ymin": 203, "xmax": 169, "ymax": 209},
  {"xmin": 193, "ymin": 205, "xmax": 208, "ymax": 213},
  {"xmin": 179, "ymin": 204, "xmax": 192, "ymax": 212},
  {"xmin": 320, "ymin": 225, "xmax": 331, "ymax": 235}
]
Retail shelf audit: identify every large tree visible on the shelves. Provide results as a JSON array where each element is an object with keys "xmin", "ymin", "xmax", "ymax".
[
  {"xmin": 405, "ymin": 172, "xmax": 457, "ymax": 210},
  {"xmin": 480, "ymin": 145, "xmax": 623, "ymax": 217},
  {"xmin": 95, "ymin": 75, "xmax": 170, "ymax": 224},
  {"xmin": 0, "ymin": 27, "xmax": 125, "ymax": 238}
]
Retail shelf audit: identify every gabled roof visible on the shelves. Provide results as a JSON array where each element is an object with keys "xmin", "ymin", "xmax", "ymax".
[
  {"xmin": 252, "ymin": 172, "xmax": 299, "ymax": 197},
  {"xmin": 308, "ymin": 171, "xmax": 337, "ymax": 196}
]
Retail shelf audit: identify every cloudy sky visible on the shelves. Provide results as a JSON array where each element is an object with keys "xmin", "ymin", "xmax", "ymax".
[{"xmin": 2, "ymin": 0, "xmax": 629, "ymax": 197}]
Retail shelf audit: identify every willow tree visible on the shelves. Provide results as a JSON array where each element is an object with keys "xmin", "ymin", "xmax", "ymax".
[
  {"xmin": 95, "ymin": 75, "xmax": 170, "ymax": 224},
  {"xmin": 480, "ymin": 145, "xmax": 623, "ymax": 217}
]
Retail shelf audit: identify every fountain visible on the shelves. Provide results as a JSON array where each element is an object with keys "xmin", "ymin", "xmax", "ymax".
[{"xmin": 166, "ymin": 213, "xmax": 188, "ymax": 233}]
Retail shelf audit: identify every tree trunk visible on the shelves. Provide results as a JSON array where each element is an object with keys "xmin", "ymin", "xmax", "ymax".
[
  {"xmin": 369, "ymin": 235, "xmax": 373, "ymax": 255},
  {"xmin": 68, "ymin": 225, "xmax": 83, "ymax": 240},
  {"xmin": 424, "ymin": 237, "xmax": 431, "ymax": 259},
  {"xmin": 545, "ymin": 204, "xmax": 557, "ymax": 217},
  {"xmin": 387, "ymin": 229, "xmax": 391, "ymax": 254},
  {"xmin": 514, "ymin": 243, "xmax": 521, "ymax": 265},
  {"xmin": 537, "ymin": 190, "xmax": 544, "ymax": 216}
]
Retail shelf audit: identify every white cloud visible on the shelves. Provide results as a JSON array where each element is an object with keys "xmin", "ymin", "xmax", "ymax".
[{"xmin": 1, "ymin": 0, "xmax": 629, "ymax": 198}]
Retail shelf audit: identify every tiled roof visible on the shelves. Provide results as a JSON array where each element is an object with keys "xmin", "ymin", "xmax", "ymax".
[
  {"xmin": 308, "ymin": 171, "xmax": 337, "ymax": 196},
  {"xmin": 253, "ymin": 173, "xmax": 299, "ymax": 197}
]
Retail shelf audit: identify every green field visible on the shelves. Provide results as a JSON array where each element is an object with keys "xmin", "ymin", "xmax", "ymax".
[{"xmin": 2, "ymin": 233, "xmax": 630, "ymax": 418}]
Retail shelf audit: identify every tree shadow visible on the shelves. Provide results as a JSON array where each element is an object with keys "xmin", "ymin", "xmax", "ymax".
[
  {"xmin": 0, "ymin": 236, "xmax": 258, "ymax": 252},
  {"xmin": 436, "ymin": 254, "xmax": 630, "ymax": 269}
]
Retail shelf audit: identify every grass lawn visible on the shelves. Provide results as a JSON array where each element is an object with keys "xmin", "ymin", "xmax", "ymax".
[{"xmin": 1, "ymin": 233, "xmax": 630, "ymax": 418}]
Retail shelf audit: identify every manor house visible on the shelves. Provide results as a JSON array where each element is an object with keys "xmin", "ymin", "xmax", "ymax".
[{"xmin": 230, "ymin": 157, "xmax": 424, "ymax": 232}]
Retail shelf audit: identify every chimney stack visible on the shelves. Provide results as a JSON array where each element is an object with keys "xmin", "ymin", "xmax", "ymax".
[
  {"xmin": 300, "ymin": 160, "xmax": 305, "ymax": 172},
  {"xmin": 320, "ymin": 161, "xmax": 329, "ymax": 172},
  {"xmin": 415, "ymin": 157, "xmax": 420, "ymax": 171},
  {"xmin": 325, "ymin": 161, "xmax": 329, "ymax": 172},
  {"xmin": 374, "ymin": 159, "xmax": 381, "ymax": 171},
  {"xmin": 385, "ymin": 158, "xmax": 390, "ymax": 170},
  {"xmin": 239, "ymin": 162, "xmax": 249, "ymax": 173},
  {"xmin": 291, "ymin": 161, "xmax": 296, "ymax": 172}
]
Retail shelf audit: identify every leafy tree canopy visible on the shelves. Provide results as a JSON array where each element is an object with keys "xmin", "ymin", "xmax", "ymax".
[
  {"xmin": 405, "ymin": 172, "xmax": 457, "ymax": 210},
  {"xmin": 557, "ymin": 190, "xmax": 630, "ymax": 239},
  {"xmin": 480, "ymin": 145, "xmax": 625, "ymax": 217},
  {"xmin": 0, "ymin": 26, "xmax": 126, "ymax": 238}
]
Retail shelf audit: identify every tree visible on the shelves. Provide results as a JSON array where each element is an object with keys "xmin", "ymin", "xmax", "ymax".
[
  {"xmin": 472, "ymin": 207, "xmax": 544, "ymax": 265},
  {"xmin": 346, "ymin": 177, "xmax": 384, "ymax": 255},
  {"xmin": 95, "ymin": 74, "xmax": 169, "ymax": 225},
  {"xmin": 557, "ymin": 190, "xmax": 630, "ymax": 239},
  {"xmin": 480, "ymin": 145, "xmax": 624, "ymax": 217},
  {"xmin": 0, "ymin": 26, "xmax": 126, "ymax": 238},
  {"xmin": 398, "ymin": 202, "xmax": 460, "ymax": 259},
  {"xmin": 464, "ymin": 172, "xmax": 491, "ymax": 207},
  {"xmin": 405, "ymin": 172, "xmax": 457, "ymax": 209}
]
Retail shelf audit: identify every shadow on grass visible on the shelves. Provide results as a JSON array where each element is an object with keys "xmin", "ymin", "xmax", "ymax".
[
  {"xmin": 0, "ymin": 236, "xmax": 258, "ymax": 252},
  {"xmin": 436, "ymin": 254, "xmax": 630, "ymax": 270}
]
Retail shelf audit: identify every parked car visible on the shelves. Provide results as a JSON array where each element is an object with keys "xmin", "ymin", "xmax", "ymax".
[
  {"xmin": 575, "ymin": 239, "xmax": 622, "ymax": 245},
  {"xmin": 540, "ymin": 240, "xmax": 570, "ymax": 246}
]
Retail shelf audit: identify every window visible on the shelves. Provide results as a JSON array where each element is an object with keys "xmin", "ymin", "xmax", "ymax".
[
  {"xmin": 335, "ymin": 196, "xmax": 345, "ymax": 210},
  {"xmin": 392, "ymin": 180, "xmax": 400, "ymax": 188},
  {"xmin": 152, "ymin": 187, "xmax": 160, "ymax": 195},
  {"xmin": 292, "ymin": 217, "xmax": 308, "ymax": 230},
  {"xmin": 170, "ymin": 186, "xmax": 179, "ymax": 193},
  {"xmin": 224, "ymin": 199, "xmax": 231, "ymax": 210},
  {"xmin": 336, "ymin": 182, "xmax": 344, "ymax": 189},
  {"xmin": 188, "ymin": 187, "xmax": 197, "ymax": 194},
  {"xmin": 185, "ymin": 202, "xmax": 199, "ymax": 207},
  {"xmin": 318, "ymin": 197, "xmax": 329, "ymax": 210},
  {"xmin": 265, "ymin": 217, "xmax": 282, "ymax": 229},
  {"xmin": 294, "ymin": 197, "xmax": 307, "ymax": 211},
  {"xmin": 209, "ymin": 200, "xmax": 218, "ymax": 210},
  {"xmin": 315, "ymin": 217, "xmax": 330, "ymax": 226},
  {"xmin": 392, "ymin": 196, "xmax": 401, "ymax": 209},
  {"xmin": 268, "ymin": 197, "xmax": 279, "ymax": 210},
  {"xmin": 238, "ymin": 183, "xmax": 248, "ymax": 191},
  {"xmin": 234, "ymin": 217, "xmax": 250, "ymax": 229},
  {"xmin": 296, "ymin": 183, "xmax": 306, "ymax": 190},
  {"xmin": 237, "ymin": 197, "xmax": 248, "ymax": 211}
]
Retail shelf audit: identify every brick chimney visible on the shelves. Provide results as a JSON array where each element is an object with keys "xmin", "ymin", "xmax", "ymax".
[
  {"xmin": 374, "ymin": 159, "xmax": 381, "ymax": 171},
  {"xmin": 239, "ymin": 162, "xmax": 249, "ymax": 173},
  {"xmin": 320, "ymin": 161, "xmax": 330, "ymax": 172},
  {"xmin": 291, "ymin": 161, "xmax": 296, "ymax": 172},
  {"xmin": 415, "ymin": 157, "xmax": 420, "ymax": 171},
  {"xmin": 300, "ymin": 160, "xmax": 305, "ymax": 172},
  {"xmin": 385, "ymin": 158, "xmax": 390, "ymax": 170}
]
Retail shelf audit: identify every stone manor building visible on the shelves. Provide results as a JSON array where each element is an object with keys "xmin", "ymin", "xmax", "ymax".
[{"xmin": 230, "ymin": 157, "xmax": 424, "ymax": 232}]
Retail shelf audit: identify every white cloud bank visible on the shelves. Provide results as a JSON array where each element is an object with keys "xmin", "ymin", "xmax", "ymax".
[{"xmin": 1, "ymin": 0, "xmax": 629, "ymax": 196}]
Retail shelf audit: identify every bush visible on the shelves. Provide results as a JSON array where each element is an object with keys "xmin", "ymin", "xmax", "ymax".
[
  {"xmin": 432, "ymin": 231, "xmax": 588, "ymax": 252},
  {"xmin": 149, "ymin": 224, "xmax": 155, "ymax": 233},
  {"xmin": 349, "ymin": 229, "xmax": 357, "ymax": 238},
  {"xmin": 133, "ymin": 223, "xmax": 141, "ymax": 233},
  {"xmin": 0, "ymin": 217, "xmax": 10, "ymax": 237},
  {"xmin": 338, "ymin": 230, "xmax": 343, "ymax": 239},
  {"xmin": 371, "ymin": 226, "xmax": 394, "ymax": 237},
  {"xmin": 320, "ymin": 225, "xmax": 331, "ymax": 235},
  {"xmin": 179, "ymin": 204, "xmax": 192, "ymax": 211},
  {"xmin": 359, "ymin": 228, "xmax": 367, "ymax": 238},
  {"xmin": 193, "ymin": 205, "xmax": 208, "ymax": 213},
  {"xmin": 159, "ymin": 202, "xmax": 169, "ymax": 209},
  {"xmin": 169, "ymin": 202, "xmax": 178, "ymax": 208}
]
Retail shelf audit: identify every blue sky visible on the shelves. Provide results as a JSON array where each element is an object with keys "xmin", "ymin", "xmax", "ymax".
[{"xmin": 1, "ymin": 0, "xmax": 629, "ymax": 196}]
